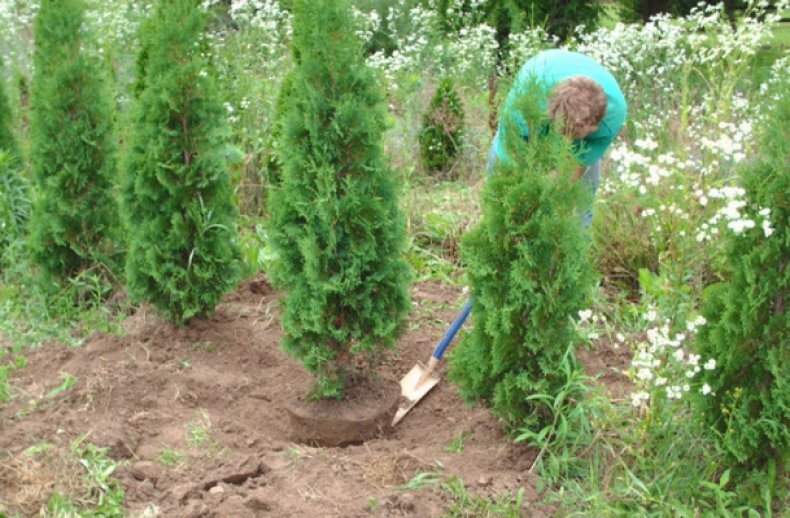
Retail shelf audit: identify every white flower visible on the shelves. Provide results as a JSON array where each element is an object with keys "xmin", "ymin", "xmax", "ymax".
[
  {"xmin": 688, "ymin": 353, "xmax": 700, "ymax": 366},
  {"xmin": 616, "ymin": 333, "xmax": 625, "ymax": 343},
  {"xmin": 673, "ymin": 349, "xmax": 684, "ymax": 362},
  {"xmin": 704, "ymin": 359, "xmax": 716, "ymax": 370},
  {"xmin": 631, "ymin": 391, "xmax": 650, "ymax": 407},
  {"xmin": 694, "ymin": 316, "xmax": 707, "ymax": 326},
  {"xmin": 655, "ymin": 377, "xmax": 668, "ymax": 386},
  {"xmin": 728, "ymin": 218, "xmax": 755, "ymax": 234},
  {"xmin": 644, "ymin": 309, "xmax": 658, "ymax": 322},
  {"xmin": 637, "ymin": 368, "xmax": 653, "ymax": 381},
  {"xmin": 763, "ymin": 220, "xmax": 774, "ymax": 237},
  {"xmin": 701, "ymin": 383, "xmax": 712, "ymax": 395},
  {"xmin": 578, "ymin": 309, "xmax": 592, "ymax": 322}
]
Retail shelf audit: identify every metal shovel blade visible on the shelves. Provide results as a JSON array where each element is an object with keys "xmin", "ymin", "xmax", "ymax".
[{"xmin": 391, "ymin": 361, "xmax": 440, "ymax": 426}]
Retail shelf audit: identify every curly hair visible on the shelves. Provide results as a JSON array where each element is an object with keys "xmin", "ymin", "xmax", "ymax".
[{"xmin": 547, "ymin": 76, "xmax": 607, "ymax": 139}]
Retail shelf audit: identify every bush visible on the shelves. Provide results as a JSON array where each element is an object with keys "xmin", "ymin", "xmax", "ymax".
[
  {"xmin": 619, "ymin": 0, "xmax": 747, "ymax": 23},
  {"xmin": 267, "ymin": 0, "xmax": 410, "ymax": 399},
  {"xmin": 448, "ymin": 82, "xmax": 597, "ymax": 432},
  {"xmin": 122, "ymin": 0, "xmax": 242, "ymax": 324},
  {"xmin": 28, "ymin": 0, "xmax": 120, "ymax": 286},
  {"xmin": 0, "ymin": 58, "xmax": 17, "ymax": 158},
  {"xmin": 437, "ymin": 0, "xmax": 601, "ymax": 45},
  {"xmin": 692, "ymin": 79, "xmax": 789, "ymax": 493},
  {"xmin": 0, "ymin": 151, "xmax": 29, "ymax": 265},
  {"xmin": 419, "ymin": 77, "xmax": 465, "ymax": 175}
]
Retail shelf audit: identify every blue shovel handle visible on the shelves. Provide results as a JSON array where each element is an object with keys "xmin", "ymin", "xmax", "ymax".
[{"xmin": 432, "ymin": 298, "xmax": 473, "ymax": 360}]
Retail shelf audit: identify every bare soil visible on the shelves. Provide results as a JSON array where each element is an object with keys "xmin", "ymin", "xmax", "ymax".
[{"xmin": 0, "ymin": 276, "xmax": 629, "ymax": 517}]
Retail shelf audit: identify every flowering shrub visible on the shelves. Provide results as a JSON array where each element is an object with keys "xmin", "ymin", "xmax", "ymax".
[{"xmin": 691, "ymin": 76, "xmax": 789, "ymax": 477}]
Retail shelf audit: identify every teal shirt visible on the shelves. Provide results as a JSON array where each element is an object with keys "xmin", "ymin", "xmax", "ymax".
[{"xmin": 493, "ymin": 49, "xmax": 627, "ymax": 166}]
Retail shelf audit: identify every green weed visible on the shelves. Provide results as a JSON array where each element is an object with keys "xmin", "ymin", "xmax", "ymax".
[
  {"xmin": 443, "ymin": 431, "xmax": 471, "ymax": 453},
  {"xmin": 45, "ymin": 373, "xmax": 78, "ymax": 398},
  {"xmin": 400, "ymin": 471, "xmax": 441, "ymax": 491},
  {"xmin": 157, "ymin": 447, "xmax": 185, "ymax": 467},
  {"xmin": 441, "ymin": 476, "xmax": 524, "ymax": 517}
]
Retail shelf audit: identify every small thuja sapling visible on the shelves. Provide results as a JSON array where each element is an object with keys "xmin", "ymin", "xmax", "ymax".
[
  {"xmin": 419, "ymin": 77, "xmax": 465, "ymax": 175},
  {"xmin": 691, "ymin": 78, "xmax": 789, "ymax": 496},
  {"xmin": 28, "ymin": 0, "xmax": 120, "ymax": 286},
  {"xmin": 448, "ymin": 80, "xmax": 597, "ymax": 432},
  {"xmin": 267, "ymin": 0, "xmax": 410, "ymax": 399},
  {"xmin": 123, "ymin": 0, "xmax": 241, "ymax": 324}
]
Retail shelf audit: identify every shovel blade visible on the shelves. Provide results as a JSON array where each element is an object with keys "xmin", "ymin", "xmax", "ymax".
[{"xmin": 392, "ymin": 362, "xmax": 440, "ymax": 426}]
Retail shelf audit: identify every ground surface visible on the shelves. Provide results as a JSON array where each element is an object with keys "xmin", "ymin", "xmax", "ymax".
[{"xmin": 0, "ymin": 276, "xmax": 629, "ymax": 517}]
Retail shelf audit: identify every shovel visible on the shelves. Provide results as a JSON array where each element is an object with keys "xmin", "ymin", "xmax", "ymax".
[{"xmin": 392, "ymin": 298, "xmax": 473, "ymax": 426}]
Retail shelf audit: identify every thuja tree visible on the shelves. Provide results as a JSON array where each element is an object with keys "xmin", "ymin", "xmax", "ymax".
[
  {"xmin": 123, "ymin": 0, "xmax": 241, "ymax": 324},
  {"xmin": 692, "ymin": 80, "xmax": 789, "ymax": 487},
  {"xmin": 419, "ymin": 77, "xmax": 465, "ymax": 175},
  {"xmin": 267, "ymin": 0, "xmax": 410, "ymax": 399},
  {"xmin": 28, "ymin": 0, "xmax": 119, "ymax": 284},
  {"xmin": 448, "ymin": 85, "xmax": 596, "ymax": 432}
]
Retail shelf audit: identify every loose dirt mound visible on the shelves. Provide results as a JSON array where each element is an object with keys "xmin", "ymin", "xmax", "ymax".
[{"xmin": 0, "ymin": 276, "xmax": 624, "ymax": 516}]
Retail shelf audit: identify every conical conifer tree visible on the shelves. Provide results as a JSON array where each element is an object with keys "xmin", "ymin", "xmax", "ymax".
[
  {"xmin": 692, "ymin": 80, "xmax": 789, "ymax": 478},
  {"xmin": 419, "ymin": 77, "xmax": 465, "ymax": 175},
  {"xmin": 28, "ymin": 0, "xmax": 119, "ymax": 284},
  {"xmin": 267, "ymin": 0, "xmax": 410, "ymax": 398},
  {"xmin": 448, "ymin": 84, "xmax": 596, "ymax": 432},
  {"xmin": 122, "ymin": 0, "xmax": 241, "ymax": 324}
]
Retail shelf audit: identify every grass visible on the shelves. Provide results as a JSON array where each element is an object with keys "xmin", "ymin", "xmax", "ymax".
[
  {"xmin": 156, "ymin": 447, "xmax": 186, "ymax": 467},
  {"xmin": 441, "ymin": 476, "xmax": 524, "ymax": 517},
  {"xmin": 443, "ymin": 431, "xmax": 471, "ymax": 453},
  {"xmin": 0, "ymin": 437, "xmax": 124, "ymax": 517}
]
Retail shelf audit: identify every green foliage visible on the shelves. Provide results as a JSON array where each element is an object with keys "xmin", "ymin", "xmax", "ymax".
[
  {"xmin": 419, "ymin": 77, "xmax": 465, "ymax": 175},
  {"xmin": 619, "ymin": 0, "xmax": 747, "ymax": 23},
  {"xmin": 0, "ymin": 59, "xmax": 18, "ymax": 158},
  {"xmin": 441, "ymin": 475, "xmax": 524, "ymax": 517},
  {"xmin": 123, "ymin": 0, "xmax": 242, "ymax": 324},
  {"xmin": 267, "ymin": 0, "xmax": 410, "ymax": 398},
  {"xmin": 448, "ymin": 81, "xmax": 596, "ymax": 433},
  {"xmin": 46, "ymin": 440, "xmax": 125, "ymax": 517},
  {"xmin": 692, "ymin": 78, "xmax": 789, "ymax": 491},
  {"xmin": 514, "ymin": 348, "xmax": 604, "ymax": 489},
  {"xmin": 436, "ymin": 0, "xmax": 601, "ymax": 45},
  {"xmin": 28, "ymin": 0, "xmax": 120, "ymax": 287},
  {"xmin": 0, "ymin": 150, "xmax": 29, "ymax": 265}
]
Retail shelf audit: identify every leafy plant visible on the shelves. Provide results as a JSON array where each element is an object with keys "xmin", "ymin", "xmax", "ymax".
[
  {"xmin": 419, "ymin": 77, "xmax": 465, "ymax": 175},
  {"xmin": 442, "ymin": 475, "xmax": 524, "ymax": 517},
  {"xmin": 0, "ymin": 57, "xmax": 17, "ymax": 157},
  {"xmin": 436, "ymin": 0, "xmax": 601, "ymax": 46},
  {"xmin": 28, "ymin": 0, "xmax": 120, "ymax": 287},
  {"xmin": 514, "ymin": 347, "xmax": 605, "ymax": 488},
  {"xmin": 448, "ymin": 81, "xmax": 596, "ymax": 433},
  {"xmin": 266, "ymin": 0, "xmax": 410, "ymax": 398},
  {"xmin": 400, "ymin": 470, "xmax": 441, "ymax": 490},
  {"xmin": 0, "ymin": 150, "xmax": 29, "ymax": 265},
  {"xmin": 123, "ymin": 0, "xmax": 242, "ymax": 324},
  {"xmin": 692, "ymin": 76, "xmax": 789, "ymax": 502},
  {"xmin": 45, "ymin": 372, "xmax": 78, "ymax": 397}
]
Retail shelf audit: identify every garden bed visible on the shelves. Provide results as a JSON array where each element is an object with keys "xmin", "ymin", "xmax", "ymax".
[{"xmin": 0, "ymin": 276, "xmax": 628, "ymax": 516}]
